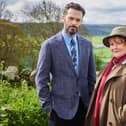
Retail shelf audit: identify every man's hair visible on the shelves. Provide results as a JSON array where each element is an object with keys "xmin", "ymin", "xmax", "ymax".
[{"xmin": 63, "ymin": 2, "xmax": 85, "ymax": 17}]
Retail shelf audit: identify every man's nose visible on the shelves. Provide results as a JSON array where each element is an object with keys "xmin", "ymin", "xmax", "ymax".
[{"xmin": 71, "ymin": 20, "xmax": 78, "ymax": 25}]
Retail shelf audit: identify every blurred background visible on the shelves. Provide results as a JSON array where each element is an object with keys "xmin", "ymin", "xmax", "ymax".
[{"xmin": 0, "ymin": 0, "xmax": 126, "ymax": 125}]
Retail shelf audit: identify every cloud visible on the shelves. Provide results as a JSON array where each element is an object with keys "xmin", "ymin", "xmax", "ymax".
[
  {"xmin": 84, "ymin": 9, "xmax": 126, "ymax": 24},
  {"xmin": 6, "ymin": 1, "xmax": 26, "ymax": 12},
  {"xmin": 4, "ymin": 0, "xmax": 126, "ymax": 24},
  {"xmin": 82, "ymin": 0, "xmax": 126, "ymax": 24}
]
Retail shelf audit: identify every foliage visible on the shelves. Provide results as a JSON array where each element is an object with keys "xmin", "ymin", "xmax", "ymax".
[
  {"xmin": 0, "ymin": 20, "xmax": 42, "ymax": 68},
  {"xmin": 17, "ymin": 36, "xmax": 41, "ymax": 69},
  {"xmin": 0, "ymin": 80, "xmax": 48, "ymax": 126},
  {"xmin": 21, "ymin": 22, "xmax": 62, "ymax": 40},
  {"xmin": 94, "ymin": 48, "xmax": 112, "ymax": 63},
  {"xmin": 90, "ymin": 35, "xmax": 112, "ymax": 63},
  {"xmin": 0, "ymin": 20, "xmax": 25, "ymax": 66},
  {"xmin": 21, "ymin": 0, "xmax": 62, "ymax": 39},
  {"xmin": 95, "ymin": 55, "xmax": 107, "ymax": 71},
  {"xmin": 22, "ymin": 0, "xmax": 61, "ymax": 23},
  {"xmin": 88, "ymin": 36, "xmax": 104, "ymax": 46},
  {"xmin": 86, "ymin": 35, "xmax": 112, "ymax": 71}
]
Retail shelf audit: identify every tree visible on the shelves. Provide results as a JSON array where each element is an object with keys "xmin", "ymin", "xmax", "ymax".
[
  {"xmin": 0, "ymin": 1, "xmax": 13, "ymax": 21},
  {"xmin": 21, "ymin": 0, "xmax": 62, "ymax": 39},
  {"xmin": 22, "ymin": 0, "xmax": 61, "ymax": 23},
  {"xmin": 0, "ymin": 20, "xmax": 25, "ymax": 66},
  {"xmin": 0, "ymin": 1, "xmax": 6, "ymax": 18},
  {"xmin": 0, "ymin": 19, "xmax": 42, "ymax": 69}
]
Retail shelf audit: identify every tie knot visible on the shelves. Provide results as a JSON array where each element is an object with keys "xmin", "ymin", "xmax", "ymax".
[{"xmin": 71, "ymin": 39, "xmax": 75, "ymax": 46}]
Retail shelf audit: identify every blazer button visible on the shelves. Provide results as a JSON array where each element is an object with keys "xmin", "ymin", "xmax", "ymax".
[{"xmin": 76, "ymin": 92, "xmax": 79, "ymax": 94}]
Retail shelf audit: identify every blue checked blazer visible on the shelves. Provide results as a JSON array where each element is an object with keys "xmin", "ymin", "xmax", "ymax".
[{"xmin": 35, "ymin": 32, "xmax": 96, "ymax": 119}]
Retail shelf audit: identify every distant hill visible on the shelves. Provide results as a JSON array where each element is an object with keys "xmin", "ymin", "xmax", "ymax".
[
  {"xmin": 20, "ymin": 23, "xmax": 126, "ymax": 37},
  {"xmin": 84, "ymin": 24, "xmax": 126, "ymax": 36},
  {"xmin": 3, "ymin": 19, "xmax": 125, "ymax": 37}
]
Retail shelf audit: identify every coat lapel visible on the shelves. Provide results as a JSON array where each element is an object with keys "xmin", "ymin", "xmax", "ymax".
[
  {"xmin": 86, "ymin": 70, "xmax": 104, "ymax": 116},
  {"xmin": 106, "ymin": 64, "xmax": 126, "ymax": 82}
]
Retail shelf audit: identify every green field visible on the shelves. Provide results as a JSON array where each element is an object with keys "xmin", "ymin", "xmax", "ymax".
[
  {"xmin": 88, "ymin": 35, "xmax": 112, "ymax": 61},
  {"xmin": 86, "ymin": 36, "xmax": 112, "ymax": 70}
]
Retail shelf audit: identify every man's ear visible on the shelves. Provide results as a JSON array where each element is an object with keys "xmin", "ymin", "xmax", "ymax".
[{"xmin": 61, "ymin": 16, "xmax": 65, "ymax": 22}]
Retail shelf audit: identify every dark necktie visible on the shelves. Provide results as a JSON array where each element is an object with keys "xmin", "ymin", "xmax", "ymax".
[{"xmin": 70, "ymin": 39, "xmax": 77, "ymax": 68}]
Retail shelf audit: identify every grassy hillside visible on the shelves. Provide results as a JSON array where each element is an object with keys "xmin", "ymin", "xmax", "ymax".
[
  {"xmin": 84, "ymin": 35, "xmax": 112, "ymax": 70},
  {"xmin": 85, "ymin": 24, "xmax": 126, "ymax": 36},
  {"xmin": 89, "ymin": 35, "xmax": 112, "ymax": 61}
]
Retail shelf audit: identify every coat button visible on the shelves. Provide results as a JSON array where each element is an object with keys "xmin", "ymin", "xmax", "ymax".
[
  {"xmin": 110, "ymin": 98, "xmax": 113, "ymax": 103},
  {"xmin": 109, "ymin": 122, "xmax": 112, "ymax": 126}
]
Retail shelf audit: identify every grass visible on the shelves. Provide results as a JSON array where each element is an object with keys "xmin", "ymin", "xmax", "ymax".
[
  {"xmin": 87, "ymin": 35, "xmax": 112, "ymax": 62},
  {"xmin": 84, "ymin": 35, "xmax": 112, "ymax": 70}
]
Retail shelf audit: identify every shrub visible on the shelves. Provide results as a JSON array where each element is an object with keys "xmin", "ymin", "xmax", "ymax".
[
  {"xmin": 95, "ymin": 55, "xmax": 107, "ymax": 71},
  {"xmin": 0, "ymin": 80, "xmax": 48, "ymax": 126}
]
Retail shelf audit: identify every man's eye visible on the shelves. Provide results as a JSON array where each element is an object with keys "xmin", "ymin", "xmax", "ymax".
[
  {"xmin": 69, "ymin": 17, "xmax": 73, "ymax": 20},
  {"xmin": 76, "ymin": 19, "xmax": 80, "ymax": 22}
]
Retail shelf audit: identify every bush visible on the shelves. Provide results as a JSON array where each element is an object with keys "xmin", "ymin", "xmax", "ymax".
[
  {"xmin": 95, "ymin": 55, "xmax": 107, "ymax": 71},
  {"xmin": 0, "ymin": 80, "xmax": 48, "ymax": 126}
]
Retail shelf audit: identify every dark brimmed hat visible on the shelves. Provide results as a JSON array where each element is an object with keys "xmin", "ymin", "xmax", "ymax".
[{"xmin": 103, "ymin": 26, "xmax": 126, "ymax": 47}]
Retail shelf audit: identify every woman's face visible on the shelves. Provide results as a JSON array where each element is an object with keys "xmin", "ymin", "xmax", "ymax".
[{"xmin": 109, "ymin": 36, "xmax": 126, "ymax": 58}]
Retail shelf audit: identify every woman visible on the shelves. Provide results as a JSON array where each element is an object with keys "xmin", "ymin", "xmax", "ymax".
[{"xmin": 85, "ymin": 26, "xmax": 126, "ymax": 126}]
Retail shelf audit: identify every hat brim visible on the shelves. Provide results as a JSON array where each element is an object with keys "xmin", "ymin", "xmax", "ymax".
[{"xmin": 103, "ymin": 34, "xmax": 126, "ymax": 47}]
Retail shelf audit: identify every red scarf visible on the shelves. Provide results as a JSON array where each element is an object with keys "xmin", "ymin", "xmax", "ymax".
[{"xmin": 94, "ymin": 54, "xmax": 126, "ymax": 126}]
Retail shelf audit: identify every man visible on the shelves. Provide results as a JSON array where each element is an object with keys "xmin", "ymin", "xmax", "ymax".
[{"xmin": 35, "ymin": 2, "xmax": 96, "ymax": 126}]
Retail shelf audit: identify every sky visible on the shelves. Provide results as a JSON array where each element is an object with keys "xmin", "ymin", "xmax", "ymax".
[{"xmin": 1, "ymin": 0, "xmax": 126, "ymax": 24}]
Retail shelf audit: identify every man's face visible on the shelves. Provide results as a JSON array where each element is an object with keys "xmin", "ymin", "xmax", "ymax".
[{"xmin": 62, "ymin": 8, "xmax": 83, "ymax": 35}]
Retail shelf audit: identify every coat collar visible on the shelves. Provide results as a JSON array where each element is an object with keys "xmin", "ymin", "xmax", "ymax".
[
  {"xmin": 106, "ymin": 64, "xmax": 126, "ymax": 81},
  {"xmin": 95, "ymin": 63, "xmax": 126, "ymax": 89}
]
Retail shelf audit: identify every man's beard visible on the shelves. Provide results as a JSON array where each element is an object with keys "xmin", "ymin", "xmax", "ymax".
[{"xmin": 66, "ymin": 26, "xmax": 78, "ymax": 35}]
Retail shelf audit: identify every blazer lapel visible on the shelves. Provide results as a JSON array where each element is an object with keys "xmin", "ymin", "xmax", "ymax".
[
  {"xmin": 56, "ymin": 32, "xmax": 76, "ymax": 76},
  {"xmin": 77, "ymin": 36, "xmax": 88, "ymax": 77},
  {"xmin": 78, "ymin": 38, "xmax": 82, "ymax": 77}
]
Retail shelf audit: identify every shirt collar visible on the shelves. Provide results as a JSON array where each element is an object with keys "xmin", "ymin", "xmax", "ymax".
[{"xmin": 62, "ymin": 29, "xmax": 77, "ymax": 45}]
